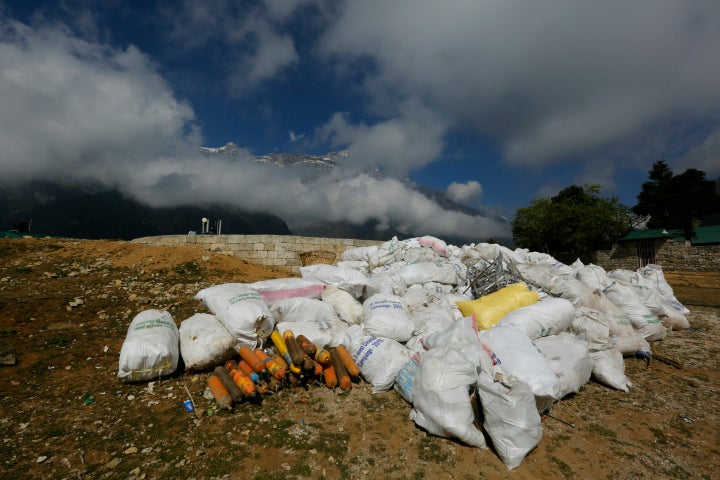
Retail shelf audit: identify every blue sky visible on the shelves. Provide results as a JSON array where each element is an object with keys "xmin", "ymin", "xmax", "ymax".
[{"xmin": 1, "ymin": 1, "xmax": 719, "ymax": 242}]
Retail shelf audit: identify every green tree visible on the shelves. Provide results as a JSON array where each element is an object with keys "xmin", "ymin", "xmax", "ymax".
[
  {"xmin": 633, "ymin": 160, "xmax": 720, "ymax": 238},
  {"xmin": 512, "ymin": 184, "xmax": 632, "ymax": 262}
]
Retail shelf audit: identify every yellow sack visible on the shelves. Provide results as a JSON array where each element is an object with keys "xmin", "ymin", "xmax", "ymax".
[{"xmin": 456, "ymin": 283, "xmax": 539, "ymax": 330}]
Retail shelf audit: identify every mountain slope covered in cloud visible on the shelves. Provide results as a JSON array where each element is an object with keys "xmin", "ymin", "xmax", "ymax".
[{"xmin": 0, "ymin": 181, "xmax": 291, "ymax": 240}]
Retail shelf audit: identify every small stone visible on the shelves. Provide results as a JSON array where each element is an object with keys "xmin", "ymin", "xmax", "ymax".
[
  {"xmin": 105, "ymin": 457, "xmax": 121, "ymax": 469},
  {"xmin": 37, "ymin": 455, "xmax": 48, "ymax": 463},
  {"xmin": 141, "ymin": 447, "xmax": 153, "ymax": 454},
  {"xmin": 130, "ymin": 467, "xmax": 141, "ymax": 475},
  {"xmin": 124, "ymin": 446, "xmax": 138, "ymax": 455}
]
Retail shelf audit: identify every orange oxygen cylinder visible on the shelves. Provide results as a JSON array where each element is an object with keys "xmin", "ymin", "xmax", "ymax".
[
  {"xmin": 323, "ymin": 364, "xmax": 338, "ymax": 389},
  {"xmin": 283, "ymin": 330, "xmax": 305, "ymax": 366},
  {"xmin": 213, "ymin": 366, "xmax": 244, "ymax": 403},
  {"xmin": 238, "ymin": 345, "xmax": 266, "ymax": 374},
  {"xmin": 329, "ymin": 347, "xmax": 352, "ymax": 391},
  {"xmin": 296, "ymin": 334, "xmax": 318, "ymax": 357},
  {"xmin": 207, "ymin": 374, "xmax": 232, "ymax": 410},
  {"xmin": 314, "ymin": 347, "xmax": 332, "ymax": 366},
  {"xmin": 255, "ymin": 349, "xmax": 286, "ymax": 380},
  {"xmin": 335, "ymin": 344, "xmax": 361, "ymax": 377}
]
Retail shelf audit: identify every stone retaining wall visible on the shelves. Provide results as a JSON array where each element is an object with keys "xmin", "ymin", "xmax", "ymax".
[
  {"xmin": 592, "ymin": 239, "xmax": 720, "ymax": 272},
  {"xmin": 132, "ymin": 234, "xmax": 384, "ymax": 274}
]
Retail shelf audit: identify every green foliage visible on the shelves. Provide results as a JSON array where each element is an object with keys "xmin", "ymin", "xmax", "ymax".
[
  {"xmin": 512, "ymin": 184, "xmax": 631, "ymax": 262},
  {"xmin": 633, "ymin": 160, "xmax": 720, "ymax": 237}
]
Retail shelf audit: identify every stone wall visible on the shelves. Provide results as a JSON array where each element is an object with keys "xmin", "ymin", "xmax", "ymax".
[
  {"xmin": 592, "ymin": 239, "xmax": 720, "ymax": 272},
  {"xmin": 132, "ymin": 234, "xmax": 384, "ymax": 274}
]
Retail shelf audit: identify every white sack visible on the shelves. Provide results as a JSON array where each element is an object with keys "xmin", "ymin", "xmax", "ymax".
[
  {"xmin": 409, "ymin": 345, "xmax": 487, "ymax": 449},
  {"xmin": 300, "ymin": 263, "xmax": 370, "ymax": 299},
  {"xmin": 269, "ymin": 297, "xmax": 340, "ymax": 324},
  {"xmin": 575, "ymin": 263, "xmax": 610, "ymax": 293},
  {"xmin": 345, "ymin": 327, "xmax": 411, "ymax": 393},
  {"xmin": 479, "ymin": 326, "xmax": 561, "ymax": 411},
  {"xmin": 639, "ymin": 264, "xmax": 690, "ymax": 314},
  {"xmin": 415, "ymin": 235, "xmax": 449, "ymax": 257},
  {"xmin": 179, "ymin": 313, "xmax": 235, "ymax": 371},
  {"xmin": 423, "ymin": 282, "xmax": 455, "ymax": 298},
  {"xmin": 409, "ymin": 303, "xmax": 457, "ymax": 337},
  {"xmin": 393, "ymin": 261, "xmax": 459, "ymax": 286},
  {"xmin": 570, "ymin": 307, "xmax": 611, "ymax": 352},
  {"xmin": 249, "ymin": 278, "xmax": 325, "ymax": 303},
  {"xmin": 365, "ymin": 270, "xmax": 407, "ymax": 297},
  {"xmin": 589, "ymin": 349, "xmax": 633, "ymax": 392},
  {"xmin": 394, "ymin": 350, "xmax": 423, "ymax": 404},
  {"xmin": 497, "ymin": 297, "xmax": 575, "ymax": 340},
  {"xmin": 335, "ymin": 260, "xmax": 370, "ymax": 274},
  {"xmin": 403, "ymin": 285, "xmax": 433, "ymax": 315},
  {"xmin": 533, "ymin": 333, "xmax": 593, "ymax": 398},
  {"xmin": 362, "ymin": 293, "xmax": 415, "ymax": 342},
  {"xmin": 321, "ymin": 286, "xmax": 364, "ymax": 325},
  {"xmin": 603, "ymin": 282, "xmax": 667, "ymax": 341},
  {"xmin": 342, "ymin": 236, "xmax": 404, "ymax": 268},
  {"xmin": 118, "ymin": 309, "xmax": 179, "ymax": 382},
  {"xmin": 476, "ymin": 373, "xmax": 542, "ymax": 470},
  {"xmin": 194, "ymin": 283, "xmax": 275, "ymax": 349},
  {"xmin": 401, "ymin": 244, "xmax": 442, "ymax": 263}
]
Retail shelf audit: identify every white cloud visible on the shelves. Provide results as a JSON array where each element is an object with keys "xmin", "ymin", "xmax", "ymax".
[
  {"xmin": 317, "ymin": 0, "xmax": 720, "ymax": 169},
  {"xmin": 0, "ymin": 16, "xmax": 199, "ymax": 184},
  {"xmin": 318, "ymin": 101, "xmax": 446, "ymax": 176},
  {"xmin": 289, "ymin": 130, "xmax": 305, "ymax": 142},
  {"xmin": 0, "ymin": 15, "xmax": 511, "ymax": 242},
  {"xmin": 165, "ymin": 0, "xmax": 299, "ymax": 92},
  {"xmin": 128, "ymin": 161, "xmax": 509, "ymax": 241},
  {"xmin": 447, "ymin": 181, "xmax": 482, "ymax": 204},
  {"xmin": 231, "ymin": 22, "xmax": 299, "ymax": 91}
]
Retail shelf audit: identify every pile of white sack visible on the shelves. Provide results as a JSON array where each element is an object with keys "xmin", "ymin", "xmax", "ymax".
[{"xmin": 117, "ymin": 235, "xmax": 690, "ymax": 470}]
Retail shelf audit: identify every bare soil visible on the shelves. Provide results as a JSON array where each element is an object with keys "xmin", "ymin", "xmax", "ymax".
[{"xmin": 0, "ymin": 237, "xmax": 718, "ymax": 480}]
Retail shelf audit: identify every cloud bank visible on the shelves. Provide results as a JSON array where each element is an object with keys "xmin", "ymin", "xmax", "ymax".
[
  {"xmin": 316, "ymin": 0, "xmax": 720, "ymax": 178},
  {"xmin": 0, "ymin": 14, "xmax": 509, "ymax": 241}
]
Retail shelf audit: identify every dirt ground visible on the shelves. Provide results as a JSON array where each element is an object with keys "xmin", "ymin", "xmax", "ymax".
[{"xmin": 0, "ymin": 237, "xmax": 718, "ymax": 480}]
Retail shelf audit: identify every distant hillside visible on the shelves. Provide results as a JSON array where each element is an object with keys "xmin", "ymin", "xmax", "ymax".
[
  {"xmin": 1, "ymin": 146, "xmax": 512, "ymax": 244},
  {"xmin": 0, "ymin": 181, "xmax": 291, "ymax": 239}
]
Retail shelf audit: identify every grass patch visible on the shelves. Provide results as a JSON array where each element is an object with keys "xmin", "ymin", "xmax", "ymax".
[
  {"xmin": 46, "ymin": 335, "xmax": 70, "ymax": 348},
  {"xmin": 174, "ymin": 261, "xmax": 202, "ymax": 277},
  {"xmin": 650, "ymin": 427, "xmax": 668, "ymax": 445},
  {"xmin": 666, "ymin": 464, "xmax": 690, "ymax": 479},
  {"xmin": 418, "ymin": 434, "xmax": 455, "ymax": 465},
  {"xmin": 588, "ymin": 423, "xmax": 617, "ymax": 439},
  {"xmin": 550, "ymin": 456, "xmax": 573, "ymax": 479},
  {"xmin": 0, "ymin": 328, "xmax": 17, "ymax": 338}
]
